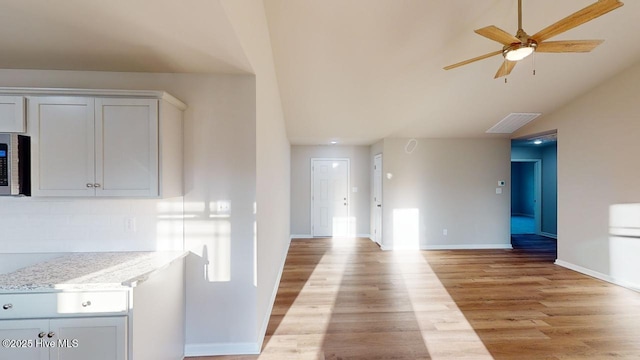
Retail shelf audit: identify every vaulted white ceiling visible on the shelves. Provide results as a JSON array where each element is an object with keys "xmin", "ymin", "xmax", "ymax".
[
  {"xmin": 0, "ymin": 0, "xmax": 638, "ymax": 145},
  {"xmin": 264, "ymin": 0, "xmax": 640, "ymax": 144}
]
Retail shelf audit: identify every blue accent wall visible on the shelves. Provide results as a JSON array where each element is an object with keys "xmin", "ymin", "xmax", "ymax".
[
  {"xmin": 511, "ymin": 162, "xmax": 535, "ymax": 216},
  {"xmin": 541, "ymin": 144, "xmax": 557, "ymax": 234},
  {"xmin": 510, "ymin": 143, "xmax": 558, "ymax": 236}
]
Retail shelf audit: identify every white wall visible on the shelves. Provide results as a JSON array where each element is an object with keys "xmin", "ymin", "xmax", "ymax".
[
  {"xmin": 514, "ymin": 60, "xmax": 640, "ymax": 290},
  {"xmin": 381, "ymin": 138, "xmax": 511, "ymax": 250},
  {"xmin": 0, "ymin": 69, "xmax": 262, "ymax": 352},
  {"xmin": 290, "ymin": 145, "xmax": 371, "ymax": 237},
  {"xmin": 221, "ymin": 0, "xmax": 291, "ymax": 353}
]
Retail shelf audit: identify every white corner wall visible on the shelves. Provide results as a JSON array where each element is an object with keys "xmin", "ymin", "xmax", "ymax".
[
  {"xmin": 514, "ymin": 60, "xmax": 640, "ymax": 291},
  {"xmin": 290, "ymin": 145, "xmax": 371, "ymax": 238},
  {"xmin": 381, "ymin": 138, "xmax": 511, "ymax": 250},
  {"xmin": 220, "ymin": 0, "xmax": 291, "ymax": 354}
]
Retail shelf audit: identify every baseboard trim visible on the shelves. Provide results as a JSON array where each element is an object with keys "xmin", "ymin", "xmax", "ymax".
[
  {"xmin": 555, "ymin": 260, "xmax": 640, "ymax": 292},
  {"xmin": 512, "ymin": 213, "xmax": 534, "ymax": 218},
  {"xmin": 540, "ymin": 232, "xmax": 558, "ymax": 239},
  {"xmin": 423, "ymin": 244, "xmax": 513, "ymax": 250},
  {"xmin": 290, "ymin": 234, "xmax": 372, "ymax": 240},
  {"xmin": 184, "ymin": 342, "xmax": 260, "ymax": 357},
  {"xmin": 379, "ymin": 244, "xmax": 512, "ymax": 251},
  {"xmin": 256, "ymin": 240, "xmax": 292, "ymax": 350},
  {"xmin": 290, "ymin": 234, "xmax": 312, "ymax": 239}
]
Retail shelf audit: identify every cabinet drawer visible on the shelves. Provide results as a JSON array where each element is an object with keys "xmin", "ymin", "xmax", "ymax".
[
  {"xmin": 0, "ymin": 291, "xmax": 128, "ymax": 319},
  {"xmin": 56, "ymin": 291, "xmax": 128, "ymax": 314}
]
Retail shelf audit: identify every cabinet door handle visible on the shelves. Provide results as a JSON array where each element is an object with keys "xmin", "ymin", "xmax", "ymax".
[
  {"xmin": 82, "ymin": 300, "xmax": 92, "ymax": 307},
  {"xmin": 86, "ymin": 183, "xmax": 94, "ymax": 188},
  {"xmin": 94, "ymin": 183, "xmax": 101, "ymax": 188},
  {"xmin": 2, "ymin": 303, "xmax": 12, "ymax": 310},
  {"xmin": 38, "ymin": 332, "xmax": 46, "ymax": 339},
  {"xmin": 47, "ymin": 332, "xmax": 55, "ymax": 338}
]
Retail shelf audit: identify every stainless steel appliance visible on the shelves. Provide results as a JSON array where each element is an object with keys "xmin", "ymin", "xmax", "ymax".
[{"xmin": 0, "ymin": 134, "xmax": 30, "ymax": 196}]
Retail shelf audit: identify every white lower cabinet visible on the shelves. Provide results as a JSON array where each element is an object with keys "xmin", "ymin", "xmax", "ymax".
[{"xmin": 0, "ymin": 316, "xmax": 126, "ymax": 360}]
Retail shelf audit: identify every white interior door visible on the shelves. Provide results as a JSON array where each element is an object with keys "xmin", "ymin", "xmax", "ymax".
[
  {"xmin": 312, "ymin": 159, "xmax": 349, "ymax": 237},
  {"xmin": 373, "ymin": 154, "xmax": 383, "ymax": 245}
]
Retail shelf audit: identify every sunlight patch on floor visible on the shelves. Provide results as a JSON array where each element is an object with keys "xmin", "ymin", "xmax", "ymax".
[{"xmin": 393, "ymin": 251, "xmax": 494, "ymax": 359}]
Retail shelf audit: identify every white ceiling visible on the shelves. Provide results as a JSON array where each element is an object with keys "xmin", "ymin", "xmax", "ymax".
[
  {"xmin": 0, "ymin": 0, "xmax": 252, "ymax": 73},
  {"xmin": 1, "ymin": 0, "xmax": 638, "ymax": 145}
]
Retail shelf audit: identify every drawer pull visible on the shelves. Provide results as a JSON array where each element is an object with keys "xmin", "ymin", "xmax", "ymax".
[
  {"xmin": 82, "ymin": 301, "xmax": 92, "ymax": 307},
  {"xmin": 2, "ymin": 304, "xmax": 12, "ymax": 310},
  {"xmin": 47, "ymin": 332, "xmax": 55, "ymax": 338},
  {"xmin": 38, "ymin": 332, "xmax": 46, "ymax": 339}
]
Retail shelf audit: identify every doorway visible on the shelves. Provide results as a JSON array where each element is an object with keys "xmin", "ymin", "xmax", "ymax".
[
  {"xmin": 511, "ymin": 134, "xmax": 558, "ymax": 258},
  {"xmin": 511, "ymin": 159, "xmax": 541, "ymax": 234},
  {"xmin": 311, "ymin": 158, "xmax": 350, "ymax": 237}
]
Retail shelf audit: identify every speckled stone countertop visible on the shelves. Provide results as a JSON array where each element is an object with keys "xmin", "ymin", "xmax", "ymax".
[{"xmin": 0, "ymin": 251, "xmax": 188, "ymax": 293}]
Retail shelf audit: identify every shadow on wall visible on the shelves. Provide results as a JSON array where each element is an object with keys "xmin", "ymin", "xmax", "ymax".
[{"xmin": 183, "ymin": 200, "xmax": 233, "ymax": 283}]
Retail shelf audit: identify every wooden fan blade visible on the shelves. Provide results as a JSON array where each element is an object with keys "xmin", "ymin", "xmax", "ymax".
[
  {"xmin": 536, "ymin": 40, "xmax": 604, "ymax": 53},
  {"xmin": 475, "ymin": 26, "xmax": 520, "ymax": 45},
  {"xmin": 444, "ymin": 50, "xmax": 503, "ymax": 70},
  {"xmin": 532, "ymin": 0, "xmax": 623, "ymax": 43},
  {"xmin": 494, "ymin": 60, "xmax": 517, "ymax": 78}
]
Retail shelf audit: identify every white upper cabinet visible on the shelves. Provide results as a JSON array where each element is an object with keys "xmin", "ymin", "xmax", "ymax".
[
  {"xmin": 29, "ymin": 97, "xmax": 96, "ymax": 197},
  {"xmin": 95, "ymin": 98, "xmax": 158, "ymax": 197},
  {"xmin": 0, "ymin": 96, "xmax": 26, "ymax": 132},
  {"xmin": 27, "ymin": 91, "xmax": 184, "ymax": 198}
]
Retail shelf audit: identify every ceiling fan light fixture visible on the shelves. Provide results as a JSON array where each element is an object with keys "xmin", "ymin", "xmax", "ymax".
[{"xmin": 503, "ymin": 42, "xmax": 537, "ymax": 61}]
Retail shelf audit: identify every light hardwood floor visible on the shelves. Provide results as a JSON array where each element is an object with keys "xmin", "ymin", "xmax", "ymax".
[{"xmin": 190, "ymin": 237, "xmax": 640, "ymax": 359}]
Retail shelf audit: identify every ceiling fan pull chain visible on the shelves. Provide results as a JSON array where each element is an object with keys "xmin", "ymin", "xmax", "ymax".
[
  {"xmin": 532, "ymin": 52, "xmax": 536, "ymax": 76},
  {"xmin": 504, "ymin": 61, "xmax": 508, "ymax": 84}
]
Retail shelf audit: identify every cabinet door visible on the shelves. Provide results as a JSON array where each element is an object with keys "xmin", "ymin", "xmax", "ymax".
[
  {"xmin": 0, "ymin": 96, "xmax": 26, "ymax": 132},
  {"xmin": 0, "ymin": 319, "xmax": 49, "ymax": 360},
  {"xmin": 29, "ymin": 97, "xmax": 96, "ymax": 196},
  {"xmin": 95, "ymin": 98, "xmax": 158, "ymax": 197},
  {"xmin": 50, "ymin": 317, "xmax": 126, "ymax": 360}
]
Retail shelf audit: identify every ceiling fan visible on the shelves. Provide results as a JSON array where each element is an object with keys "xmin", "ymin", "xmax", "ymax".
[{"xmin": 444, "ymin": 0, "xmax": 624, "ymax": 79}]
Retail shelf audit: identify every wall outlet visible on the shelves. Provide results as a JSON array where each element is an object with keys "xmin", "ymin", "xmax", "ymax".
[
  {"xmin": 443, "ymin": 229, "xmax": 448, "ymax": 236},
  {"xmin": 217, "ymin": 201, "xmax": 231, "ymax": 213},
  {"xmin": 496, "ymin": 188, "xmax": 503, "ymax": 194},
  {"xmin": 124, "ymin": 217, "xmax": 137, "ymax": 233}
]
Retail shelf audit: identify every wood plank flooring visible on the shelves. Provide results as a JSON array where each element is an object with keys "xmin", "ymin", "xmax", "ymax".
[{"xmin": 189, "ymin": 237, "xmax": 640, "ymax": 359}]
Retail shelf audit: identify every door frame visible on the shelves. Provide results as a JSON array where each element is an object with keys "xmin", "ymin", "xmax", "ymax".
[
  {"xmin": 511, "ymin": 159, "xmax": 542, "ymax": 234},
  {"xmin": 310, "ymin": 158, "xmax": 351, "ymax": 237},
  {"xmin": 373, "ymin": 154, "xmax": 383, "ymax": 245}
]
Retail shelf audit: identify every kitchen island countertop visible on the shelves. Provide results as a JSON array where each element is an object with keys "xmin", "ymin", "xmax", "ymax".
[{"xmin": 0, "ymin": 251, "xmax": 188, "ymax": 293}]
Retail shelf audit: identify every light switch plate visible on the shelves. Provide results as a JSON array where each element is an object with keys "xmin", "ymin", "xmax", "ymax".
[{"xmin": 496, "ymin": 188, "xmax": 503, "ymax": 194}]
